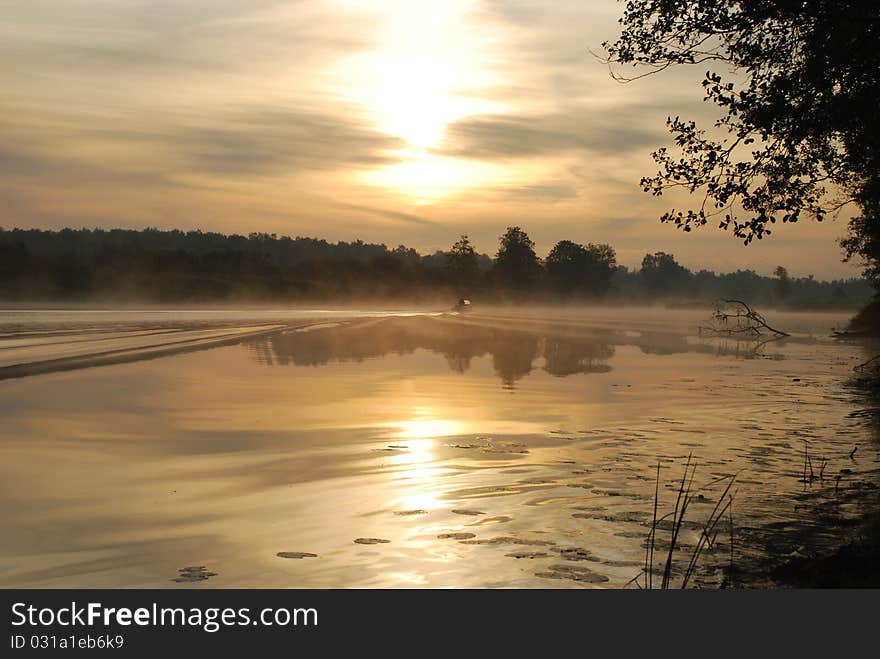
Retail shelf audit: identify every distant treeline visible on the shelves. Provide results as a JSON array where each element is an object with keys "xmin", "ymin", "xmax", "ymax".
[{"xmin": 0, "ymin": 227, "xmax": 872, "ymax": 309}]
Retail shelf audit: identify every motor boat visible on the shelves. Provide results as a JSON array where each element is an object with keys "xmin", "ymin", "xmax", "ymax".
[{"xmin": 453, "ymin": 298, "xmax": 472, "ymax": 312}]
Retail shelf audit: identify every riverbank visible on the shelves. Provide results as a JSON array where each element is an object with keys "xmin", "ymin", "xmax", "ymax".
[{"xmin": 771, "ymin": 502, "xmax": 880, "ymax": 587}]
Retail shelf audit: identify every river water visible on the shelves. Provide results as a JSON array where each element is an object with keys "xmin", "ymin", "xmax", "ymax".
[{"xmin": 0, "ymin": 306, "xmax": 877, "ymax": 587}]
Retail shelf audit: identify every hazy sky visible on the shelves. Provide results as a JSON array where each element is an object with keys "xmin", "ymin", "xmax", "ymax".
[{"xmin": 0, "ymin": 0, "xmax": 860, "ymax": 278}]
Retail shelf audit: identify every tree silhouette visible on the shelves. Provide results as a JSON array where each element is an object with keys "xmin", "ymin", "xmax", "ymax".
[
  {"xmin": 603, "ymin": 1, "xmax": 880, "ymax": 285},
  {"xmin": 584, "ymin": 243, "xmax": 617, "ymax": 294},
  {"xmin": 446, "ymin": 235, "xmax": 479, "ymax": 294},
  {"xmin": 494, "ymin": 226, "xmax": 541, "ymax": 292},
  {"xmin": 640, "ymin": 252, "xmax": 691, "ymax": 295},
  {"xmin": 545, "ymin": 240, "xmax": 617, "ymax": 296},
  {"xmin": 773, "ymin": 265, "xmax": 792, "ymax": 303}
]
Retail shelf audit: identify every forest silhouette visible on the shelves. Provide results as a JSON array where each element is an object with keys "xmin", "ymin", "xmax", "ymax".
[{"xmin": 0, "ymin": 226, "xmax": 870, "ymax": 308}]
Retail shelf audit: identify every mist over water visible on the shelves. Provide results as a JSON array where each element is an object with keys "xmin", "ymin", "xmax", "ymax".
[{"xmin": 0, "ymin": 306, "xmax": 877, "ymax": 587}]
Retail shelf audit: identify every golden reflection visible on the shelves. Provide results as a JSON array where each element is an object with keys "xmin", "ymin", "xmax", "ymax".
[
  {"xmin": 384, "ymin": 415, "xmax": 451, "ymax": 511},
  {"xmin": 395, "ymin": 487, "xmax": 442, "ymax": 513},
  {"xmin": 388, "ymin": 572, "xmax": 428, "ymax": 586},
  {"xmin": 386, "ymin": 439, "xmax": 433, "ymax": 467},
  {"xmin": 395, "ymin": 419, "xmax": 466, "ymax": 440},
  {"xmin": 0, "ymin": 309, "xmax": 866, "ymax": 588}
]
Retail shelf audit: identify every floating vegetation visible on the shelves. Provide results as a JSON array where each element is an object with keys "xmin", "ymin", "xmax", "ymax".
[
  {"xmin": 438, "ymin": 532, "xmax": 476, "ymax": 540},
  {"xmin": 172, "ymin": 566, "xmax": 217, "ymax": 583},
  {"xmin": 505, "ymin": 550, "xmax": 551, "ymax": 559},
  {"xmin": 354, "ymin": 538, "xmax": 391, "ymax": 545},
  {"xmin": 571, "ymin": 510, "xmax": 648, "ymax": 523},
  {"xmin": 276, "ymin": 552, "xmax": 318, "ymax": 559},
  {"xmin": 459, "ymin": 536, "xmax": 554, "ymax": 546},
  {"xmin": 555, "ymin": 547, "xmax": 593, "ymax": 562},
  {"xmin": 535, "ymin": 564, "xmax": 609, "ymax": 583}
]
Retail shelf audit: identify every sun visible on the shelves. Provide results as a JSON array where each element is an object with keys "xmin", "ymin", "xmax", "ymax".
[
  {"xmin": 333, "ymin": 0, "xmax": 505, "ymax": 198},
  {"xmin": 360, "ymin": 55, "xmax": 473, "ymax": 150}
]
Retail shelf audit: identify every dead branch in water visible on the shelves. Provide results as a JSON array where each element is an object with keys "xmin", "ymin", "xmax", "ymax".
[
  {"xmin": 852, "ymin": 355, "xmax": 880, "ymax": 386},
  {"xmin": 698, "ymin": 299, "xmax": 790, "ymax": 338},
  {"xmin": 854, "ymin": 354, "xmax": 880, "ymax": 374}
]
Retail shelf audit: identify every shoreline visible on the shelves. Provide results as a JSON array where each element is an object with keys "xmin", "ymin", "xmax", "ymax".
[{"xmin": 770, "ymin": 500, "xmax": 880, "ymax": 587}]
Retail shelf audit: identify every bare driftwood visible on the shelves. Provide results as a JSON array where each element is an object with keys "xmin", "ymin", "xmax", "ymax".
[{"xmin": 698, "ymin": 299, "xmax": 790, "ymax": 338}]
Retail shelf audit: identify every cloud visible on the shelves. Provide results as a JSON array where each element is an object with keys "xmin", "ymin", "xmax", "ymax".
[
  {"xmin": 440, "ymin": 110, "xmax": 663, "ymax": 159},
  {"xmin": 333, "ymin": 202, "xmax": 437, "ymax": 227},
  {"xmin": 0, "ymin": 103, "xmax": 403, "ymax": 184},
  {"xmin": 0, "ymin": 138, "xmax": 174, "ymax": 189},
  {"xmin": 168, "ymin": 110, "xmax": 404, "ymax": 176},
  {"xmin": 0, "ymin": 2, "xmax": 401, "ymax": 185},
  {"xmin": 493, "ymin": 183, "xmax": 579, "ymax": 202},
  {"xmin": 0, "ymin": 1, "xmax": 374, "ymax": 77}
]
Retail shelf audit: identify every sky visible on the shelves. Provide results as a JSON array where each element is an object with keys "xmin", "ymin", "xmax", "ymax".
[{"xmin": 0, "ymin": 0, "xmax": 861, "ymax": 279}]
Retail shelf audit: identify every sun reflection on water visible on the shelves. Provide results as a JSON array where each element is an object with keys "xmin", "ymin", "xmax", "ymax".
[
  {"xmin": 395, "ymin": 418, "xmax": 466, "ymax": 440},
  {"xmin": 381, "ymin": 412, "xmax": 465, "ymax": 512}
]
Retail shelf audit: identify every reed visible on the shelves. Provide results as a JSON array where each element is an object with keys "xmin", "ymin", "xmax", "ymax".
[{"xmin": 634, "ymin": 456, "xmax": 737, "ymax": 589}]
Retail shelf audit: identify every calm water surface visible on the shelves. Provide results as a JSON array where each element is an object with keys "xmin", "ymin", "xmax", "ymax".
[{"xmin": 0, "ymin": 307, "xmax": 877, "ymax": 587}]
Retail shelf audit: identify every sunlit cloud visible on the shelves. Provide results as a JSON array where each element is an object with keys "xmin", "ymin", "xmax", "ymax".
[{"xmin": 0, "ymin": 0, "xmax": 860, "ymax": 278}]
